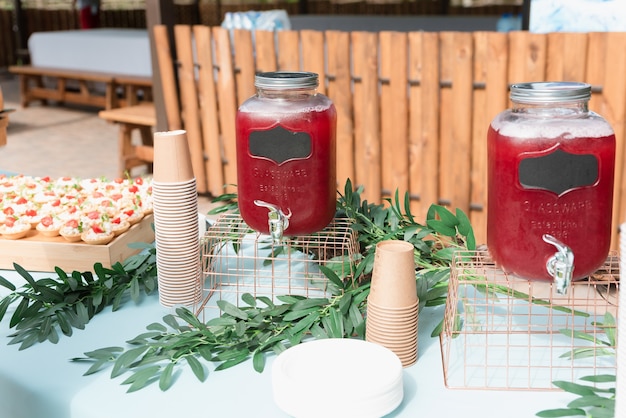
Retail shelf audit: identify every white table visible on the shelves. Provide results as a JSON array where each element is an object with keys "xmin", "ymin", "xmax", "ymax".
[
  {"xmin": 0, "ymin": 264, "xmax": 575, "ymax": 418},
  {"xmin": 28, "ymin": 28, "xmax": 152, "ymax": 77}
]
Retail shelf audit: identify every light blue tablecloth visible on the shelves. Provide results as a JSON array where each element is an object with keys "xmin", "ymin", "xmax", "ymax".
[{"xmin": 0, "ymin": 266, "xmax": 574, "ymax": 418}]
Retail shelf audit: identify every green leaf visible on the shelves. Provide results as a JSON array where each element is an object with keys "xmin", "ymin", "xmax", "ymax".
[
  {"xmin": 10, "ymin": 297, "xmax": 30, "ymax": 328},
  {"xmin": 429, "ymin": 205, "xmax": 459, "ymax": 228},
  {"xmin": 112, "ymin": 346, "xmax": 151, "ymax": 378},
  {"xmin": 56, "ymin": 310, "xmax": 73, "ymax": 336},
  {"xmin": 186, "ymin": 355, "xmax": 206, "ymax": 382},
  {"xmin": 252, "ymin": 350, "xmax": 266, "ymax": 373},
  {"xmin": 431, "ymin": 318, "xmax": 444, "ymax": 337},
  {"xmin": 552, "ymin": 381, "xmax": 597, "ymax": 397},
  {"xmin": 455, "ymin": 208, "xmax": 472, "ymax": 237},
  {"xmin": 567, "ymin": 395, "xmax": 614, "ymax": 409},
  {"xmin": 290, "ymin": 298, "xmax": 329, "ymax": 312},
  {"xmin": 327, "ymin": 308, "xmax": 344, "ymax": 338},
  {"xmin": 175, "ymin": 307, "xmax": 204, "ymax": 329},
  {"xmin": 0, "ymin": 296, "xmax": 14, "ymax": 322},
  {"xmin": 426, "ymin": 219, "xmax": 456, "ymax": 237},
  {"xmin": 130, "ymin": 277, "xmax": 140, "ymax": 303},
  {"xmin": 146, "ymin": 322, "xmax": 168, "ymax": 332},
  {"xmin": 580, "ymin": 374, "xmax": 615, "ymax": 383},
  {"xmin": 310, "ymin": 324, "xmax": 328, "ymax": 339},
  {"xmin": 290, "ymin": 311, "xmax": 320, "ymax": 335},
  {"xmin": 318, "ymin": 265, "xmax": 344, "ymax": 290},
  {"xmin": 348, "ymin": 303, "xmax": 365, "ymax": 338},
  {"xmin": 122, "ymin": 365, "xmax": 161, "ymax": 393},
  {"xmin": 0, "ymin": 275, "xmax": 16, "ymax": 291},
  {"xmin": 217, "ymin": 300, "xmax": 249, "ymax": 320},
  {"xmin": 82, "ymin": 346, "xmax": 124, "ymax": 360},
  {"xmin": 535, "ymin": 408, "xmax": 587, "ymax": 417},
  {"xmin": 284, "ymin": 307, "xmax": 320, "ymax": 322},
  {"xmin": 241, "ymin": 293, "xmax": 256, "ymax": 307},
  {"xmin": 75, "ymin": 301, "xmax": 90, "ymax": 325},
  {"xmin": 206, "ymin": 317, "xmax": 237, "ymax": 327},
  {"xmin": 601, "ymin": 312, "xmax": 616, "ymax": 346},
  {"xmin": 214, "ymin": 352, "xmax": 249, "ymax": 371},
  {"xmin": 14, "ymin": 263, "xmax": 38, "ymax": 289},
  {"xmin": 276, "ymin": 295, "xmax": 306, "ymax": 304},
  {"xmin": 559, "ymin": 329, "xmax": 610, "ymax": 346},
  {"xmin": 159, "ymin": 362, "xmax": 175, "ymax": 391}
]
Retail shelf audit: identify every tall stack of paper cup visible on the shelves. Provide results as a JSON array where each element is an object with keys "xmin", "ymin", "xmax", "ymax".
[
  {"xmin": 152, "ymin": 130, "xmax": 201, "ymax": 307},
  {"xmin": 365, "ymin": 240, "xmax": 419, "ymax": 367},
  {"xmin": 617, "ymin": 224, "xmax": 626, "ymax": 417}
]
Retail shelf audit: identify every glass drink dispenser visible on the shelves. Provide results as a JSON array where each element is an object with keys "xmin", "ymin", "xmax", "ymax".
[
  {"xmin": 236, "ymin": 71, "xmax": 337, "ymax": 242},
  {"xmin": 487, "ymin": 82, "xmax": 616, "ymax": 293}
]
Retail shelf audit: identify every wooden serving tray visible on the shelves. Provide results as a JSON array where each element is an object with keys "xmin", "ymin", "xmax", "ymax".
[{"xmin": 0, "ymin": 214, "xmax": 154, "ymax": 273}]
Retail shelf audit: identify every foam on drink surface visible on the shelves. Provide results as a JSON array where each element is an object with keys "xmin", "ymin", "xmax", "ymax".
[{"xmin": 491, "ymin": 113, "xmax": 615, "ymax": 139}]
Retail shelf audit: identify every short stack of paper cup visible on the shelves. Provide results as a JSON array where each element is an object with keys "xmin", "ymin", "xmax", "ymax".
[
  {"xmin": 152, "ymin": 130, "xmax": 201, "ymax": 307},
  {"xmin": 366, "ymin": 240, "xmax": 419, "ymax": 367}
]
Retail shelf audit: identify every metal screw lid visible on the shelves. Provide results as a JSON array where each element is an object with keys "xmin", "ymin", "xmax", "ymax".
[
  {"xmin": 510, "ymin": 82, "xmax": 591, "ymax": 103},
  {"xmin": 255, "ymin": 71, "xmax": 319, "ymax": 89}
]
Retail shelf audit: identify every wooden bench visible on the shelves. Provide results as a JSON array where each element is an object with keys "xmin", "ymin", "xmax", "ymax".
[
  {"xmin": 98, "ymin": 102, "xmax": 156, "ymax": 176},
  {"xmin": 8, "ymin": 65, "xmax": 152, "ymax": 110}
]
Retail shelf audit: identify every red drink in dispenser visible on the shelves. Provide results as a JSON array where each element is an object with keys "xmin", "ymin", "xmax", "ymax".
[
  {"xmin": 487, "ymin": 82, "xmax": 615, "ymax": 290},
  {"xmin": 236, "ymin": 72, "xmax": 337, "ymax": 239}
]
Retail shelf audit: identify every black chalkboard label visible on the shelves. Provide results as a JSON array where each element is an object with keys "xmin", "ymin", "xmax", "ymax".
[
  {"xmin": 249, "ymin": 126, "xmax": 312, "ymax": 164},
  {"xmin": 518, "ymin": 148, "xmax": 598, "ymax": 195}
]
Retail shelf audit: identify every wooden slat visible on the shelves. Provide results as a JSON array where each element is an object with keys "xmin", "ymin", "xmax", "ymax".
[
  {"xmin": 233, "ymin": 29, "xmax": 256, "ymax": 107},
  {"xmin": 254, "ymin": 30, "xmax": 277, "ymax": 73},
  {"xmin": 438, "ymin": 32, "xmax": 454, "ymax": 208},
  {"xmin": 470, "ymin": 31, "xmax": 488, "ymax": 245},
  {"xmin": 175, "ymin": 24, "xmax": 207, "ymax": 194},
  {"xmin": 507, "ymin": 31, "xmax": 547, "ymax": 83},
  {"xmin": 448, "ymin": 32, "xmax": 473, "ymax": 215},
  {"xmin": 474, "ymin": 31, "xmax": 509, "ymax": 246},
  {"xmin": 300, "ymin": 30, "xmax": 326, "ymax": 92},
  {"xmin": 546, "ymin": 32, "xmax": 588, "ymax": 82},
  {"xmin": 379, "ymin": 31, "xmax": 409, "ymax": 201},
  {"xmin": 351, "ymin": 31, "xmax": 381, "ymax": 203},
  {"xmin": 277, "ymin": 30, "xmax": 300, "ymax": 71},
  {"xmin": 408, "ymin": 31, "xmax": 439, "ymax": 222},
  {"xmin": 153, "ymin": 25, "xmax": 181, "ymax": 131},
  {"xmin": 194, "ymin": 25, "xmax": 224, "ymax": 197},
  {"xmin": 212, "ymin": 26, "xmax": 238, "ymax": 194},
  {"xmin": 326, "ymin": 30, "xmax": 354, "ymax": 191},
  {"xmin": 588, "ymin": 32, "xmax": 626, "ymax": 249}
]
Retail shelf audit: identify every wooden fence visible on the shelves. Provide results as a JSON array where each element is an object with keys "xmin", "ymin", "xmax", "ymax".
[{"xmin": 154, "ymin": 26, "xmax": 626, "ymax": 248}]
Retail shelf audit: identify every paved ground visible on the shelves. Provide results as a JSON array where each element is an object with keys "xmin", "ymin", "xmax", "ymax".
[{"xmin": 0, "ymin": 70, "xmax": 216, "ymax": 213}]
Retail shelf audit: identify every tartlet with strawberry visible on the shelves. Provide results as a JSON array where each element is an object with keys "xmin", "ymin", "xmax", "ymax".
[
  {"xmin": 81, "ymin": 222, "xmax": 114, "ymax": 245},
  {"xmin": 59, "ymin": 219, "xmax": 83, "ymax": 242},
  {"xmin": 0, "ymin": 217, "xmax": 32, "ymax": 240},
  {"xmin": 35, "ymin": 215, "xmax": 63, "ymax": 237}
]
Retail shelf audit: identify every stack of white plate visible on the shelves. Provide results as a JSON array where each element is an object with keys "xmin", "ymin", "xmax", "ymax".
[{"xmin": 272, "ymin": 338, "xmax": 404, "ymax": 418}]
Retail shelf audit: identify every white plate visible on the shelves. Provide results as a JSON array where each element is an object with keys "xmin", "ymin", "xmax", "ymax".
[{"xmin": 272, "ymin": 338, "xmax": 404, "ymax": 418}]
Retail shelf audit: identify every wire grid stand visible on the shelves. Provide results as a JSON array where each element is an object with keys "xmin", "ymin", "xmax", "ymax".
[
  {"xmin": 195, "ymin": 213, "xmax": 360, "ymax": 320},
  {"xmin": 440, "ymin": 249, "xmax": 619, "ymax": 391}
]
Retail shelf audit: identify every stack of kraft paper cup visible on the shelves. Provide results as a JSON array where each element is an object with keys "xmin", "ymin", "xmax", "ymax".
[
  {"xmin": 151, "ymin": 130, "xmax": 202, "ymax": 307},
  {"xmin": 365, "ymin": 240, "xmax": 419, "ymax": 367}
]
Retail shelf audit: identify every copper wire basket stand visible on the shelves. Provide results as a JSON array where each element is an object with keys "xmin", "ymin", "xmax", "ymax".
[
  {"xmin": 195, "ymin": 213, "xmax": 360, "ymax": 320},
  {"xmin": 440, "ymin": 249, "xmax": 619, "ymax": 391}
]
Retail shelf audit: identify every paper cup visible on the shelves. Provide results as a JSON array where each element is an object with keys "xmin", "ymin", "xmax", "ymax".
[
  {"xmin": 368, "ymin": 240, "xmax": 417, "ymax": 308},
  {"xmin": 152, "ymin": 130, "xmax": 195, "ymax": 183}
]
